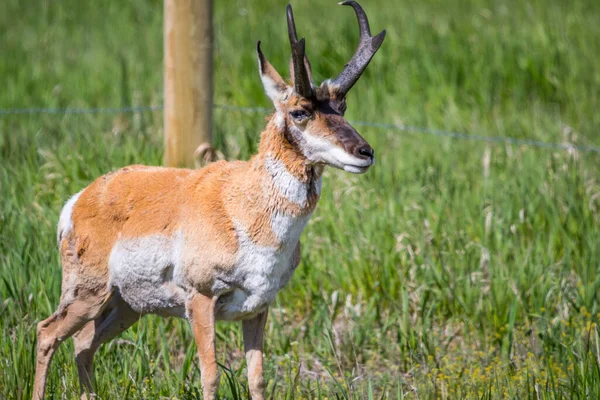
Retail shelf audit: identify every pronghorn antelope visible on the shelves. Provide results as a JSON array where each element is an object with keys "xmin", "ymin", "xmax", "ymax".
[{"xmin": 33, "ymin": 2, "xmax": 385, "ymax": 399}]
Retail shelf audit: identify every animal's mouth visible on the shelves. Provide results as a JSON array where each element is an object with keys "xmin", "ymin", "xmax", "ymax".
[{"xmin": 343, "ymin": 158, "xmax": 374, "ymax": 174}]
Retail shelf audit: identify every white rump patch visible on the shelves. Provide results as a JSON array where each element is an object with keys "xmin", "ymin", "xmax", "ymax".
[{"xmin": 57, "ymin": 191, "xmax": 82, "ymax": 243}]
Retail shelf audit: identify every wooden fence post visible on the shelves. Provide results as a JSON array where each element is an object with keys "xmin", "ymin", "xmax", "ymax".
[{"xmin": 164, "ymin": 0, "xmax": 213, "ymax": 168}]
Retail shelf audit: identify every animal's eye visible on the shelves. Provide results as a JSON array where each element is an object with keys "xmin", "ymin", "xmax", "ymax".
[{"xmin": 289, "ymin": 109, "xmax": 310, "ymax": 120}]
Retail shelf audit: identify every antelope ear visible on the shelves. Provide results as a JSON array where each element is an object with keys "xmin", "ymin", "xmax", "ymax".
[{"xmin": 257, "ymin": 41, "xmax": 288, "ymax": 101}]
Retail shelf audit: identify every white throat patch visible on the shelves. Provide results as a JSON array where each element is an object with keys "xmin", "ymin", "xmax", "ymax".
[{"xmin": 264, "ymin": 155, "xmax": 309, "ymax": 207}]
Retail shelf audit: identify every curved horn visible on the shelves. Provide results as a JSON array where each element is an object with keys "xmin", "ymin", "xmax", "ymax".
[
  {"xmin": 331, "ymin": 1, "xmax": 386, "ymax": 96},
  {"xmin": 286, "ymin": 4, "xmax": 314, "ymax": 99}
]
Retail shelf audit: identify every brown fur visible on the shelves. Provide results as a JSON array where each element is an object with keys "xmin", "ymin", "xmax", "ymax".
[
  {"xmin": 188, "ymin": 293, "xmax": 219, "ymax": 399},
  {"xmin": 36, "ymin": 89, "xmax": 354, "ymax": 400},
  {"xmin": 243, "ymin": 311, "xmax": 269, "ymax": 399},
  {"xmin": 62, "ymin": 117, "xmax": 321, "ymax": 296},
  {"xmin": 34, "ymin": 3, "xmax": 382, "ymax": 396}
]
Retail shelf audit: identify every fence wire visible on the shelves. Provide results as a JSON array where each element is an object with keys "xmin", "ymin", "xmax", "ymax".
[{"xmin": 1, "ymin": 104, "xmax": 599, "ymax": 155}]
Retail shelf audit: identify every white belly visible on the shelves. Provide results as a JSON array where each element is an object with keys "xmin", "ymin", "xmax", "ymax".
[
  {"xmin": 214, "ymin": 238, "xmax": 298, "ymax": 321},
  {"xmin": 108, "ymin": 233, "xmax": 187, "ymax": 317},
  {"xmin": 107, "ymin": 211, "xmax": 309, "ymax": 321},
  {"xmin": 214, "ymin": 211, "xmax": 309, "ymax": 321}
]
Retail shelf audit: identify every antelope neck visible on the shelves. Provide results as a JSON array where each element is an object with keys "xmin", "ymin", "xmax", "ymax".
[{"xmin": 253, "ymin": 115, "xmax": 323, "ymax": 213}]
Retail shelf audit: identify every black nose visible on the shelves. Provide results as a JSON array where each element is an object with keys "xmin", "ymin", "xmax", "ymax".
[{"xmin": 357, "ymin": 145, "xmax": 374, "ymax": 159}]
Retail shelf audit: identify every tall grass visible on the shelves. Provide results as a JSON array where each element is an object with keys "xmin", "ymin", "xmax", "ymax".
[{"xmin": 1, "ymin": 0, "xmax": 600, "ymax": 398}]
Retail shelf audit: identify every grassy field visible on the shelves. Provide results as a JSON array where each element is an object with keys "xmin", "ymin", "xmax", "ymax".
[{"xmin": 2, "ymin": 0, "xmax": 600, "ymax": 398}]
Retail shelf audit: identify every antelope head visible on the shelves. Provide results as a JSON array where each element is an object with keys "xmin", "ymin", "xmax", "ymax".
[{"xmin": 257, "ymin": 1, "xmax": 386, "ymax": 174}]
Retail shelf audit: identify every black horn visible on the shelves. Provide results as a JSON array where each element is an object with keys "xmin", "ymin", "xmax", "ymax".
[
  {"xmin": 286, "ymin": 4, "xmax": 314, "ymax": 99},
  {"xmin": 331, "ymin": 1, "xmax": 386, "ymax": 96}
]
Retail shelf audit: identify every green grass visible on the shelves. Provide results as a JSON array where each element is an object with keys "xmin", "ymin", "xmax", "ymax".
[{"xmin": 2, "ymin": 0, "xmax": 600, "ymax": 398}]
